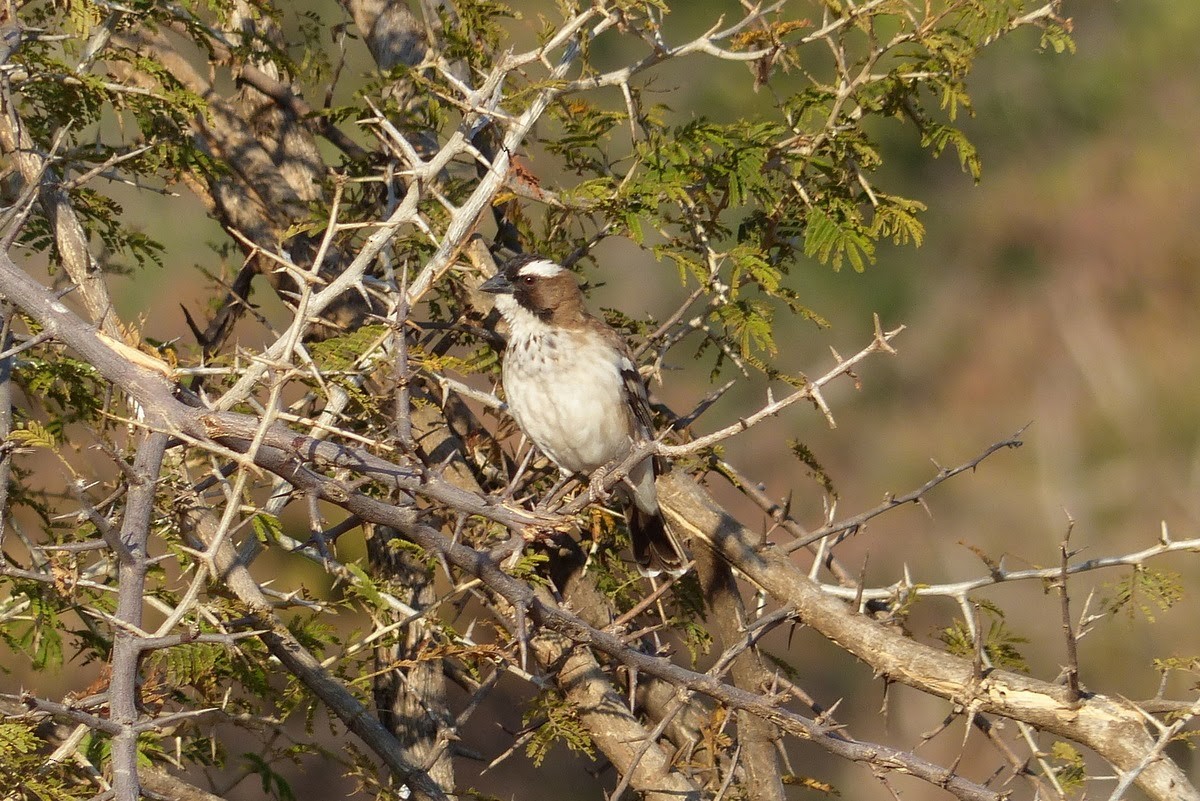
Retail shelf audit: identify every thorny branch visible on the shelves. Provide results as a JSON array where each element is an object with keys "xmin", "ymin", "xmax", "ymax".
[
  {"xmin": 786, "ymin": 425, "xmax": 1028, "ymax": 552},
  {"xmin": 1, "ymin": 239, "xmax": 1196, "ymax": 800},
  {"xmin": 2, "ymin": 3, "xmax": 1185, "ymax": 801}
]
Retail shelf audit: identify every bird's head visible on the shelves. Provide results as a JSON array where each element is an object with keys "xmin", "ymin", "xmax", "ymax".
[{"xmin": 480, "ymin": 255, "xmax": 584, "ymax": 324}]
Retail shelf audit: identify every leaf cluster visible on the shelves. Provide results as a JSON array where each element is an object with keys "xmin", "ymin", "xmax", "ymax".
[
  {"xmin": 939, "ymin": 600, "xmax": 1030, "ymax": 672},
  {"xmin": 0, "ymin": 721, "xmax": 93, "ymax": 800}
]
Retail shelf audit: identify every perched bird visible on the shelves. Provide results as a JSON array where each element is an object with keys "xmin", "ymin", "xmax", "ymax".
[{"xmin": 480, "ymin": 254, "xmax": 688, "ymax": 576}]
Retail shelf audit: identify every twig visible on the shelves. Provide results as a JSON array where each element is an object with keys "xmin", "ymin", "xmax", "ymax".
[
  {"xmin": 1057, "ymin": 514, "xmax": 1082, "ymax": 703},
  {"xmin": 392, "ymin": 264, "xmax": 416, "ymax": 452},
  {"xmin": 1106, "ymin": 701, "xmax": 1200, "ymax": 799},
  {"xmin": 819, "ymin": 530, "xmax": 1200, "ymax": 603},
  {"xmin": 0, "ymin": 304, "xmax": 14, "ymax": 555},
  {"xmin": 659, "ymin": 316, "xmax": 902, "ymax": 456},
  {"xmin": 787, "ymin": 426, "xmax": 1027, "ymax": 552},
  {"xmin": 552, "ymin": 320, "xmax": 904, "ymax": 520}
]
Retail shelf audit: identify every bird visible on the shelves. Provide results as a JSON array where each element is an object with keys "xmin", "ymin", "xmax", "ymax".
[{"xmin": 480, "ymin": 254, "xmax": 689, "ymax": 576}]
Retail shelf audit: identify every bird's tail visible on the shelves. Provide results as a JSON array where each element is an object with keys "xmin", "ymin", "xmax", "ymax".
[{"xmin": 630, "ymin": 506, "xmax": 689, "ymax": 577}]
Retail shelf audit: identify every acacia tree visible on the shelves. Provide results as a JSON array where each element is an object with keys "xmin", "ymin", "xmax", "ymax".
[{"xmin": 2, "ymin": 1, "xmax": 1193, "ymax": 800}]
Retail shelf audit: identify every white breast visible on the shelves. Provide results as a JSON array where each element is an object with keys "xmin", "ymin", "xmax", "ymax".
[{"xmin": 502, "ymin": 325, "xmax": 634, "ymax": 475}]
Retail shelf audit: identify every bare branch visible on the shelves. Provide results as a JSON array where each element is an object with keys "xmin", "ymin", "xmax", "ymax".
[
  {"xmin": 659, "ymin": 473, "xmax": 1198, "ymax": 801},
  {"xmin": 659, "ymin": 320, "xmax": 904, "ymax": 456},
  {"xmin": 787, "ymin": 426, "xmax": 1028, "ymax": 552}
]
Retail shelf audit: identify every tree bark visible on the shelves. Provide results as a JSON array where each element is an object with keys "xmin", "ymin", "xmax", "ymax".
[
  {"xmin": 693, "ymin": 546, "xmax": 786, "ymax": 801},
  {"xmin": 660, "ymin": 471, "xmax": 1199, "ymax": 801}
]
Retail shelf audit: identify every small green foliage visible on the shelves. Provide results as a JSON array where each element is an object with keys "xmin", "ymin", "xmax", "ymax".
[
  {"xmin": 308, "ymin": 325, "xmax": 389, "ymax": 371},
  {"xmin": 251, "ymin": 513, "xmax": 284, "ymax": 546},
  {"xmin": 939, "ymin": 602, "xmax": 1029, "ymax": 672},
  {"xmin": 9, "ymin": 420, "xmax": 59, "ymax": 450},
  {"xmin": 1104, "ymin": 566, "xmax": 1183, "ymax": 622},
  {"xmin": 588, "ymin": 528, "xmax": 644, "ymax": 610},
  {"xmin": 15, "ymin": 353, "xmax": 105, "ymax": 431},
  {"xmin": 761, "ymin": 651, "xmax": 804, "ymax": 683},
  {"xmin": 673, "ymin": 576, "xmax": 713, "ymax": 665},
  {"xmin": 871, "ymin": 194, "xmax": 927, "ymax": 247},
  {"xmin": 242, "ymin": 752, "xmax": 297, "ymax": 801},
  {"xmin": 1152, "ymin": 655, "xmax": 1200, "ymax": 678},
  {"xmin": 73, "ymin": 188, "xmax": 165, "ymax": 272},
  {"xmin": 135, "ymin": 732, "xmax": 169, "ymax": 768},
  {"xmin": 1047, "ymin": 741, "xmax": 1086, "ymax": 792},
  {"xmin": 0, "ymin": 721, "xmax": 90, "ymax": 799},
  {"xmin": 438, "ymin": 0, "xmax": 518, "ymax": 69},
  {"xmin": 780, "ymin": 774, "xmax": 840, "ymax": 795},
  {"xmin": 919, "ymin": 121, "xmax": 982, "ymax": 180},
  {"xmin": 3, "ymin": 589, "xmax": 66, "ymax": 672},
  {"xmin": 419, "ymin": 345, "xmax": 499, "ymax": 376},
  {"xmin": 460, "ymin": 789, "xmax": 507, "ymax": 801},
  {"xmin": 0, "ymin": 722, "xmax": 41, "ymax": 759},
  {"xmin": 803, "ymin": 204, "xmax": 875, "ymax": 273},
  {"xmin": 149, "ymin": 641, "xmax": 225, "ymax": 691},
  {"xmin": 1041, "ymin": 22, "xmax": 1077, "ymax": 55},
  {"xmin": 788, "ymin": 439, "xmax": 837, "ymax": 497},
  {"xmin": 286, "ymin": 614, "xmax": 337, "ymax": 659},
  {"xmin": 676, "ymin": 618, "xmax": 710, "ymax": 666},
  {"xmin": 345, "ymin": 562, "xmax": 388, "ymax": 611},
  {"xmin": 715, "ymin": 297, "xmax": 777, "ymax": 357},
  {"xmin": 523, "ymin": 691, "xmax": 596, "ymax": 767},
  {"xmin": 545, "ymin": 99, "xmax": 627, "ymax": 174},
  {"xmin": 507, "ymin": 551, "xmax": 551, "ymax": 584}
]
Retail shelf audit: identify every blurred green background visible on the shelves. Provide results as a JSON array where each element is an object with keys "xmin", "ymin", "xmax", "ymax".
[{"xmin": 90, "ymin": 0, "xmax": 1200, "ymax": 794}]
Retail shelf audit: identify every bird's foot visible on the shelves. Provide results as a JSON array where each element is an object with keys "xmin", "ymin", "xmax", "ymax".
[{"xmin": 587, "ymin": 465, "xmax": 613, "ymax": 503}]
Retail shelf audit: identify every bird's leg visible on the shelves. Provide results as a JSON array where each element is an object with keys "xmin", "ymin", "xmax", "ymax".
[
  {"xmin": 591, "ymin": 441, "xmax": 659, "ymax": 506},
  {"xmin": 589, "ymin": 454, "xmax": 638, "ymax": 504},
  {"xmin": 536, "ymin": 468, "xmax": 579, "ymax": 512},
  {"xmin": 502, "ymin": 436, "xmax": 538, "ymax": 500},
  {"xmin": 588, "ymin": 464, "xmax": 613, "ymax": 503}
]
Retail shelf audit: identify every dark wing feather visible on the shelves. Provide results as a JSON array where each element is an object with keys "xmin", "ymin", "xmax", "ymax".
[
  {"xmin": 610, "ymin": 336, "xmax": 672, "ymax": 481},
  {"xmin": 610, "ymin": 337, "xmax": 655, "ymax": 438},
  {"xmin": 595, "ymin": 320, "xmax": 690, "ymax": 576}
]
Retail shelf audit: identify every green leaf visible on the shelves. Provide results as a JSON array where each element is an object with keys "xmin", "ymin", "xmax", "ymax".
[
  {"xmin": 308, "ymin": 325, "xmax": 389, "ymax": 371},
  {"xmin": 939, "ymin": 603, "xmax": 1029, "ymax": 672},
  {"xmin": 243, "ymin": 752, "xmax": 297, "ymax": 801},
  {"xmin": 920, "ymin": 122, "xmax": 982, "ymax": 181},
  {"xmin": 9, "ymin": 420, "xmax": 59, "ymax": 450},
  {"xmin": 13, "ymin": 592, "xmax": 66, "ymax": 672},
  {"xmin": 523, "ymin": 691, "xmax": 595, "ymax": 767},
  {"xmin": 251, "ymin": 513, "xmax": 284, "ymax": 546},
  {"xmin": 150, "ymin": 642, "xmax": 225, "ymax": 688},
  {"xmin": 1048, "ymin": 741, "xmax": 1086, "ymax": 791},
  {"xmin": 803, "ymin": 206, "xmax": 875, "ymax": 272},
  {"xmin": 788, "ymin": 439, "xmax": 836, "ymax": 497},
  {"xmin": 715, "ymin": 298, "xmax": 777, "ymax": 357},
  {"xmin": 345, "ymin": 563, "xmax": 387, "ymax": 611},
  {"xmin": 1104, "ymin": 567, "xmax": 1183, "ymax": 622}
]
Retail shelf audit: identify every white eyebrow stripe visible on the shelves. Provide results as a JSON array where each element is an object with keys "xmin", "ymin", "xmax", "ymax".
[{"xmin": 516, "ymin": 258, "xmax": 566, "ymax": 278}]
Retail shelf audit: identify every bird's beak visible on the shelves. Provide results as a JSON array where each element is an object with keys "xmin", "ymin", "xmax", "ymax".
[{"xmin": 479, "ymin": 273, "xmax": 513, "ymax": 295}]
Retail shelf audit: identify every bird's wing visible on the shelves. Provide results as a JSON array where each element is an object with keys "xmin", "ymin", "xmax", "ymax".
[{"xmin": 615, "ymin": 343, "xmax": 656, "ymax": 439}]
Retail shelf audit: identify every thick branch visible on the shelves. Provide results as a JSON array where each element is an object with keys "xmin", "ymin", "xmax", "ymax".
[
  {"xmin": 693, "ymin": 546, "xmax": 785, "ymax": 801},
  {"xmin": 658, "ymin": 472, "xmax": 1198, "ymax": 801},
  {"xmin": 528, "ymin": 598, "xmax": 701, "ymax": 801},
  {"xmin": 109, "ymin": 431, "xmax": 169, "ymax": 801},
  {"xmin": 0, "ymin": 83, "xmax": 119, "ymax": 334}
]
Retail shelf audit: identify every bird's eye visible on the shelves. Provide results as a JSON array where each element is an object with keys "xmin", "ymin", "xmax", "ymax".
[{"xmin": 521, "ymin": 275, "xmax": 536, "ymax": 285}]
